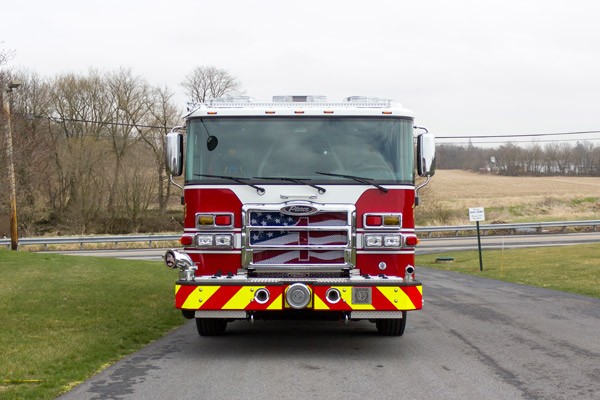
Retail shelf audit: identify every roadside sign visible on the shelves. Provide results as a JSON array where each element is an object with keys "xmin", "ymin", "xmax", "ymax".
[
  {"xmin": 469, "ymin": 207, "xmax": 485, "ymax": 271},
  {"xmin": 469, "ymin": 207, "xmax": 485, "ymax": 222}
]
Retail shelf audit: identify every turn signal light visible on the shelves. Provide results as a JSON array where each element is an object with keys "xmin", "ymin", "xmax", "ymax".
[
  {"xmin": 198, "ymin": 215, "xmax": 214, "ymax": 225},
  {"xmin": 180, "ymin": 235, "xmax": 194, "ymax": 246},
  {"xmin": 364, "ymin": 213, "xmax": 402, "ymax": 228},
  {"xmin": 215, "ymin": 215, "xmax": 232, "ymax": 226},
  {"xmin": 365, "ymin": 215, "xmax": 382, "ymax": 226},
  {"xmin": 404, "ymin": 235, "xmax": 419, "ymax": 247},
  {"xmin": 383, "ymin": 215, "xmax": 400, "ymax": 226},
  {"xmin": 196, "ymin": 213, "xmax": 234, "ymax": 228}
]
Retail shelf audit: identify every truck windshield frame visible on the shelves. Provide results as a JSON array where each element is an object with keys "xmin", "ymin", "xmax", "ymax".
[{"xmin": 185, "ymin": 116, "xmax": 415, "ymax": 185}]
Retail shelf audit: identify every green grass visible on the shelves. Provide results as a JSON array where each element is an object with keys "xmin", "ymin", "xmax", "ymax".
[
  {"xmin": 0, "ymin": 250, "xmax": 185, "ymax": 400},
  {"xmin": 570, "ymin": 196, "xmax": 599, "ymax": 206},
  {"xmin": 416, "ymin": 243, "xmax": 600, "ymax": 299}
]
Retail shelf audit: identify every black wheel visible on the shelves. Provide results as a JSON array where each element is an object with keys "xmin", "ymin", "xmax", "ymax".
[
  {"xmin": 181, "ymin": 309, "xmax": 195, "ymax": 320},
  {"xmin": 375, "ymin": 312, "xmax": 407, "ymax": 336},
  {"xmin": 195, "ymin": 318, "xmax": 227, "ymax": 336}
]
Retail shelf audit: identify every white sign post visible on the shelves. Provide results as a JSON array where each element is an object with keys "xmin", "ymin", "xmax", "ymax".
[
  {"xmin": 469, "ymin": 207, "xmax": 485, "ymax": 271},
  {"xmin": 469, "ymin": 207, "xmax": 485, "ymax": 222}
]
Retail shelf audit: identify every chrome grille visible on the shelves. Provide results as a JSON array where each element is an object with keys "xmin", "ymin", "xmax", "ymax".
[{"xmin": 242, "ymin": 204, "xmax": 355, "ymax": 270}]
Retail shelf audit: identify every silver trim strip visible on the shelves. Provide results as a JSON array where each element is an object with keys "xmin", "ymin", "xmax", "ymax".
[
  {"xmin": 194, "ymin": 310, "xmax": 246, "ymax": 319},
  {"xmin": 183, "ymin": 250, "xmax": 241, "ymax": 254},
  {"xmin": 351, "ymin": 311, "xmax": 406, "ymax": 319},
  {"xmin": 356, "ymin": 250, "xmax": 414, "ymax": 255},
  {"xmin": 189, "ymin": 276, "xmax": 410, "ymax": 285}
]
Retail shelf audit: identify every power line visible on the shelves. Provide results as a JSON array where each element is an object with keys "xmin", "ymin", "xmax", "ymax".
[
  {"xmin": 29, "ymin": 114, "xmax": 171, "ymax": 130},
  {"xmin": 22, "ymin": 114, "xmax": 600, "ymax": 143},
  {"xmin": 438, "ymin": 137, "xmax": 600, "ymax": 145},
  {"xmin": 437, "ymin": 130, "xmax": 600, "ymax": 139}
]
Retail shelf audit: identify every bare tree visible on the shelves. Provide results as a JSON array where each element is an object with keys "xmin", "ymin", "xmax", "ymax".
[
  {"xmin": 544, "ymin": 143, "xmax": 573, "ymax": 175},
  {"xmin": 591, "ymin": 146, "xmax": 600, "ymax": 176},
  {"xmin": 117, "ymin": 143, "xmax": 157, "ymax": 230},
  {"xmin": 572, "ymin": 141, "xmax": 594, "ymax": 175},
  {"xmin": 1, "ymin": 62, "xmax": 229, "ymax": 235},
  {"xmin": 0, "ymin": 44, "xmax": 14, "ymax": 67},
  {"xmin": 496, "ymin": 143, "xmax": 524, "ymax": 176},
  {"xmin": 48, "ymin": 71, "xmax": 113, "ymax": 220},
  {"xmin": 141, "ymin": 86, "xmax": 180, "ymax": 211},
  {"xmin": 58, "ymin": 137, "xmax": 111, "ymax": 233},
  {"xmin": 181, "ymin": 66, "xmax": 243, "ymax": 103},
  {"xmin": 523, "ymin": 143, "xmax": 543, "ymax": 175},
  {"xmin": 5, "ymin": 71, "xmax": 56, "ymax": 234},
  {"xmin": 104, "ymin": 69, "xmax": 151, "ymax": 221}
]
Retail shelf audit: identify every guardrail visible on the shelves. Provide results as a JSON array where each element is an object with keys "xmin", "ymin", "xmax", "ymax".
[
  {"xmin": 0, "ymin": 234, "xmax": 180, "ymax": 250},
  {"xmin": 1, "ymin": 220, "xmax": 599, "ymax": 249},
  {"xmin": 416, "ymin": 220, "xmax": 600, "ymax": 236}
]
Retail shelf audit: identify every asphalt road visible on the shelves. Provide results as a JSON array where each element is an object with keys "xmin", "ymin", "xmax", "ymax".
[{"xmin": 58, "ymin": 267, "xmax": 600, "ymax": 400}]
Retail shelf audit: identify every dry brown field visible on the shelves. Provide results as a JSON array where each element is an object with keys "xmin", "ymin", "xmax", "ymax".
[{"xmin": 417, "ymin": 170, "xmax": 600, "ymax": 225}]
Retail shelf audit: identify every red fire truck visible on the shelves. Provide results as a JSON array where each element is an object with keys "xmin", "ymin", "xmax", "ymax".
[{"xmin": 164, "ymin": 95, "xmax": 435, "ymax": 336}]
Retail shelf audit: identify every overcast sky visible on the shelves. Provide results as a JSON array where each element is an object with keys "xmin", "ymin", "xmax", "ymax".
[{"xmin": 2, "ymin": 0, "xmax": 600, "ymax": 145}]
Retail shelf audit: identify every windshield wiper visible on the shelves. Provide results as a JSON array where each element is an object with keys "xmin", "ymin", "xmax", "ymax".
[
  {"xmin": 194, "ymin": 174, "xmax": 265, "ymax": 195},
  {"xmin": 315, "ymin": 172, "xmax": 388, "ymax": 193},
  {"xmin": 253, "ymin": 176, "xmax": 326, "ymax": 194}
]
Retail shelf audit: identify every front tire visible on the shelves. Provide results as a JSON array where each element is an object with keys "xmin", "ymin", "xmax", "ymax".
[
  {"xmin": 375, "ymin": 312, "xmax": 407, "ymax": 336},
  {"xmin": 195, "ymin": 318, "xmax": 227, "ymax": 336}
]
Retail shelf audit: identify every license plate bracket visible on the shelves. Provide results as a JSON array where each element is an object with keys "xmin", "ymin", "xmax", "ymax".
[{"xmin": 352, "ymin": 287, "xmax": 372, "ymax": 304}]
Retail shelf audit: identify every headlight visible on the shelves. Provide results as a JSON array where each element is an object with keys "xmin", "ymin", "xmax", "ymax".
[
  {"xmin": 215, "ymin": 234, "xmax": 233, "ymax": 247},
  {"xmin": 365, "ymin": 235, "xmax": 383, "ymax": 247},
  {"xmin": 384, "ymin": 235, "xmax": 401, "ymax": 247},
  {"xmin": 195, "ymin": 234, "xmax": 234, "ymax": 248},
  {"xmin": 364, "ymin": 234, "xmax": 402, "ymax": 248},
  {"xmin": 196, "ymin": 235, "xmax": 214, "ymax": 247}
]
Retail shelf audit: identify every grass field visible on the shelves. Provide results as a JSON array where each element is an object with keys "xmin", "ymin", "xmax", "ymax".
[
  {"xmin": 416, "ymin": 243, "xmax": 600, "ymax": 299},
  {"xmin": 417, "ymin": 170, "xmax": 600, "ymax": 225},
  {"xmin": 416, "ymin": 170, "xmax": 600, "ymax": 298},
  {"xmin": 0, "ymin": 251, "xmax": 184, "ymax": 400}
]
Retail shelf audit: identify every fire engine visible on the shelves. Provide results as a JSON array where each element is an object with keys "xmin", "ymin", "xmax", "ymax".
[{"xmin": 164, "ymin": 95, "xmax": 435, "ymax": 336}]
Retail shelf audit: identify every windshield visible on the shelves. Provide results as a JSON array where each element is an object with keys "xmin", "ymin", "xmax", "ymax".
[{"xmin": 185, "ymin": 117, "xmax": 414, "ymax": 184}]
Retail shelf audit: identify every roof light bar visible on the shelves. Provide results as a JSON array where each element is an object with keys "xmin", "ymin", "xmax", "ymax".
[
  {"xmin": 345, "ymin": 96, "xmax": 391, "ymax": 103},
  {"xmin": 272, "ymin": 95, "xmax": 328, "ymax": 103},
  {"xmin": 209, "ymin": 96, "xmax": 255, "ymax": 104}
]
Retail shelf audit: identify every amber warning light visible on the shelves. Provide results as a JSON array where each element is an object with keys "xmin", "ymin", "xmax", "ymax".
[
  {"xmin": 196, "ymin": 213, "xmax": 233, "ymax": 227},
  {"xmin": 364, "ymin": 214, "xmax": 402, "ymax": 228}
]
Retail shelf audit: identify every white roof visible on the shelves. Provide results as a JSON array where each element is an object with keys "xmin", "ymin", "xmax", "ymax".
[{"xmin": 186, "ymin": 97, "xmax": 414, "ymax": 118}]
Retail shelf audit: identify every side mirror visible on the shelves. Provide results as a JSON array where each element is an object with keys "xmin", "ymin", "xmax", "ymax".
[
  {"xmin": 166, "ymin": 131, "xmax": 184, "ymax": 176},
  {"xmin": 207, "ymin": 135, "xmax": 218, "ymax": 151},
  {"xmin": 417, "ymin": 134, "xmax": 436, "ymax": 177}
]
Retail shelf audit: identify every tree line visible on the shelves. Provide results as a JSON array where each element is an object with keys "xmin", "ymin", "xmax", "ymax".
[
  {"xmin": 3, "ymin": 44, "xmax": 598, "ymax": 237},
  {"xmin": 0, "ymin": 57, "xmax": 242, "ymax": 236},
  {"xmin": 437, "ymin": 141, "xmax": 600, "ymax": 176}
]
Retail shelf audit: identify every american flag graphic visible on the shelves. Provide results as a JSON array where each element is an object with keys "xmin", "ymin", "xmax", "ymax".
[{"xmin": 248, "ymin": 211, "xmax": 349, "ymax": 265}]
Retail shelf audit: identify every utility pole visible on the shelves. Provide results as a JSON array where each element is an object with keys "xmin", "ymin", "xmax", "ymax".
[{"xmin": 3, "ymin": 81, "xmax": 21, "ymax": 250}]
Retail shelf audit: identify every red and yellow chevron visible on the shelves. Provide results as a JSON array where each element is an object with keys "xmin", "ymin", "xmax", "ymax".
[
  {"xmin": 312, "ymin": 285, "xmax": 422, "ymax": 311},
  {"xmin": 175, "ymin": 284, "xmax": 284, "ymax": 311},
  {"xmin": 175, "ymin": 283, "xmax": 422, "ymax": 312}
]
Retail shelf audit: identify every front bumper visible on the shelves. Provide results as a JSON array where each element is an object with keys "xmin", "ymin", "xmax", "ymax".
[{"xmin": 175, "ymin": 275, "xmax": 422, "ymax": 318}]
